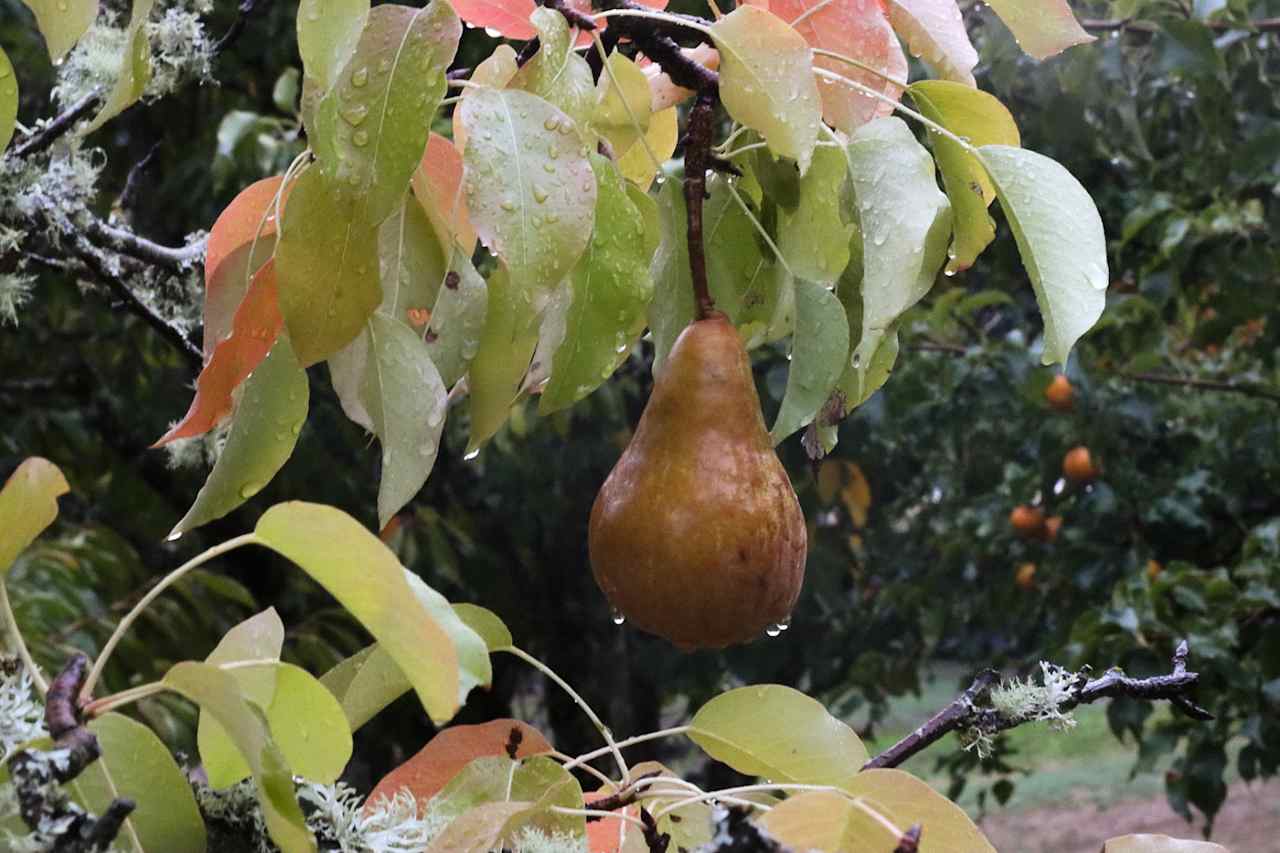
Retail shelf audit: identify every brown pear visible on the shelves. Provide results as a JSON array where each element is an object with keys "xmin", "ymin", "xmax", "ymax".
[{"xmin": 588, "ymin": 313, "xmax": 807, "ymax": 650}]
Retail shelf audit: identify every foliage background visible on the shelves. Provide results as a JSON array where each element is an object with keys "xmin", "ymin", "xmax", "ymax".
[{"xmin": 1, "ymin": 0, "xmax": 1278, "ymax": 835}]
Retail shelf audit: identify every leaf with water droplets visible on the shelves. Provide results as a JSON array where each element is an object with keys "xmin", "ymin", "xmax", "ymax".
[
  {"xmin": 616, "ymin": 105, "xmax": 677, "ymax": 191},
  {"xmin": 452, "ymin": 45, "xmax": 519, "ymax": 151},
  {"xmin": 378, "ymin": 193, "xmax": 448, "ymax": 329},
  {"xmin": 909, "ymin": 80, "xmax": 1020, "ymax": 273},
  {"xmin": 771, "ymin": 280, "xmax": 849, "ymax": 444},
  {"xmin": 688, "ymin": 685, "xmax": 869, "ymax": 788},
  {"xmin": 0, "ymin": 48, "xmax": 17, "ymax": 153},
  {"xmin": 156, "ymin": 261, "xmax": 283, "ymax": 445},
  {"xmin": 770, "ymin": 0, "xmax": 906, "ymax": 135},
  {"xmin": 711, "ymin": 6, "xmax": 822, "ymax": 173},
  {"xmin": 840, "ymin": 117, "xmax": 952, "ymax": 400},
  {"xmin": 413, "ymin": 132, "xmax": 477, "ymax": 257},
  {"xmin": 465, "ymin": 265, "xmax": 539, "ymax": 454},
  {"xmin": 592, "ymin": 50, "xmax": 652, "ymax": 159},
  {"xmin": 83, "ymin": 0, "xmax": 155, "ymax": 134},
  {"xmin": 647, "ymin": 180, "xmax": 693, "ymax": 376},
  {"xmin": 20, "ymin": 0, "xmax": 98, "ymax": 61},
  {"xmin": 204, "ymin": 177, "xmax": 286, "ymax": 358},
  {"xmin": 450, "ymin": 0, "xmax": 602, "ymax": 41},
  {"xmin": 459, "ymin": 88, "xmax": 596, "ymax": 298},
  {"xmin": 511, "ymin": 8, "xmax": 595, "ymax": 135},
  {"xmin": 275, "ymin": 167, "xmax": 381, "ymax": 365},
  {"xmin": 885, "ymin": 0, "xmax": 977, "ymax": 85},
  {"xmin": 169, "ymin": 336, "xmax": 309, "ymax": 537},
  {"xmin": 982, "ymin": 0, "xmax": 1094, "ymax": 60},
  {"xmin": 978, "ymin": 144, "xmax": 1108, "ymax": 365},
  {"xmin": 314, "ymin": 1, "xmax": 461, "ymax": 227},
  {"xmin": 540, "ymin": 155, "xmax": 653, "ymax": 414},
  {"xmin": 779, "ymin": 144, "xmax": 853, "ymax": 283},
  {"xmin": 297, "ymin": 0, "xmax": 369, "ymax": 132},
  {"xmin": 0, "ymin": 458, "xmax": 68, "ymax": 578},
  {"xmin": 164, "ymin": 662, "xmax": 316, "ymax": 853},
  {"xmin": 425, "ymin": 248, "xmax": 489, "ymax": 390}
]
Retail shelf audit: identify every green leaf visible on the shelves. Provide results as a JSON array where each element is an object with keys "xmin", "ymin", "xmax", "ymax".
[
  {"xmin": 402, "ymin": 570, "xmax": 492, "ymax": 705},
  {"xmin": 978, "ymin": 144, "xmax": 1108, "ymax": 365},
  {"xmin": 378, "ymin": 194, "xmax": 448, "ymax": 331},
  {"xmin": 320, "ymin": 643, "xmax": 411, "ymax": 731},
  {"xmin": 453, "ymin": 603, "xmax": 514, "ymax": 651},
  {"xmin": 908, "ymin": 81, "xmax": 1020, "ymax": 273},
  {"xmin": 0, "ymin": 458, "xmax": 69, "ymax": 577},
  {"xmin": 689, "ymin": 685, "xmax": 869, "ymax": 789},
  {"xmin": 275, "ymin": 167, "xmax": 381, "ymax": 366},
  {"xmin": 982, "ymin": 0, "xmax": 1094, "ymax": 60},
  {"xmin": 540, "ymin": 155, "xmax": 653, "ymax": 414},
  {"xmin": 844, "ymin": 769, "xmax": 995, "ymax": 852},
  {"xmin": 760, "ymin": 789, "xmax": 901, "ymax": 851},
  {"xmin": 253, "ymin": 502, "xmax": 463, "ymax": 724},
  {"xmin": 297, "ymin": 0, "xmax": 369, "ymax": 132},
  {"xmin": 83, "ymin": 0, "xmax": 156, "ymax": 134},
  {"xmin": 592, "ymin": 51, "xmax": 652, "ymax": 158},
  {"xmin": 840, "ymin": 117, "xmax": 951, "ymax": 400},
  {"xmin": 21, "ymin": 0, "xmax": 97, "ymax": 62},
  {"xmin": 0, "ymin": 48, "xmax": 17, "ymax": 153},
  {"xmin": 170, "ymin": 337, "xmax": 309, "ymax": 537},
  {"xmin": 778, "ymin": 144, "xmax": 853, "ymax": 283},
  {"xmin": 61, "ymin": 713, "xmax": 207, "ymax": 853},
  {"xmin": 313, "ymin": 1, "xmax": 461, "ymax": 226},
  {"xmin": 425, "ymin": 247, "xmax": 489, "ymax": 390},
  {"xmin": 647, "ymin": 180, "xmax": 694, "ymax": 375},
  {"xmin": 711, "ymin": 6, "xmax": 822, "ymax": 174},
  {"xmin": 459, "ymin": 89, "xmax": 597, "ymax": 297},
  {"xmin": 886, "ymin": 0, "xmax": 978, "ymax": 85},
  {"xmin": 510, "ymin": 8, "xmax": 595, "ymax": 135},
  {"xmin": 429, "ymin": 755, "xmax": 586, "ymax": 849},
  {"xmin": 164, "ymin": 661, "xmax": 315, "ymax": 853},
  {"xmin": 465, "ymin": 266, "xmax": 539, "ymax": 454},
  {"xmin": 365, "ymin": 314, "xmax": 448, "ymax": 528},
  {"xmin": 199, "ymin": 608, "xmax": 286, "ymax": 788},
  {"xmin": 1103, "ymin": 836, "xmax": 1229, "ymax": 852},
  {"xmin": 771, "ymin": 280, "xmax": 850, "ymax": 443}
]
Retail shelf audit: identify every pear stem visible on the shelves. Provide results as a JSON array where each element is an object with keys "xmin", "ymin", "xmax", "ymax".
[{"xmin": 683, "ymin": 90, "xmax": 717, "ymax": 321}]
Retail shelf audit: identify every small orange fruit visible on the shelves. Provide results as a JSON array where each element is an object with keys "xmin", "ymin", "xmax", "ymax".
[
  {"xmin": 1045, "ymin": 375, "xmax": 1074, "ymax": 411},
  {"xmin": 1010, "ymin": 505, "xmax": 1046, "ymax": 538},
  {"xmin": 1147, "ymin": 559, "xmax": 1163, "ymax": 580},
  {"xmin": 1015, "ymin": 562, "xmax": 1037, "ymax": 590},
  {"xmin": 1062, "ymin": 446, "xmax": 1099, "ymax": 483},
  {"xmin": 1041, "ymin": 515, "xmax": 1063, "ymax": 543}
]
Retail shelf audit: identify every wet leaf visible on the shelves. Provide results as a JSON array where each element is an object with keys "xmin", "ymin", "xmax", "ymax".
[
  {"xmin": 511, "ymin": 8, "xmax": 595, "ymax": 134},
  {"xmin": 617, "ymin": 106, "xmax": 677, "ymax": 191},
  {"xmin": 770, "ymin": 0, "xmax": 906, "ymax": 134},
  {"xmin": 425, "ymin": 248, "xmax": 489, "ymax": 390},
  {"xmin": 297, "ymin": 0, "xmax": 369, "ymax": 131},
  {"xmin": 711, "ymin": 6, "xmax": 822, "ymax": 173},
  {"xmin": 367, "ymin": 720, "xmax": 553, "ymax": 808},
  {"xmin": 909, "ymin": 81, "xmax": 1019, "ymax": 272},
  {"xmin": 0, "ymin": 458, "xmax": 67, "ymax": 579},
  {"xmin": 778, "ymin": 144, "xmax": 853, "ymax": 283},
  {"xmin": 84, "ymin": 0, "xmax": 155, "ymax": 134},
  {"xmin": 452, "ymin": 45, "xmax": 519, "ymax": 151},
  {"xmin": 771, "ymin": 280, "xmax": 849, "ymax": 443},
  {"xmin": 203, "ymin": 177, "xmax": 285, "ymax": 357},
  {"xmin": 20, "ymin": 0, "xmax": 98, "ymax": 61},
  {"xmin": 169, "ymin": 336, "xmax": 308, "ymax": 537},
  {"xmin": 541, "ymin": 155, "xmax": 653, "ymax": 413},
  {"xmin": 449, "ymin": 0, "xmax": 601, "ymax": 41},
  {"xmin": 254, "ymin": 502, "xmax": 467, "ymax": 724},
  {"xmin": 413, "ymin": 132, "xmax": 478, "ymax": 257},
  {"xmin": 688, "ymin": 685, "xmax": 869, "ymax": 788},
  {"xmin": 275, "ymin": 167, "xmax": 381, "ymax": 366},
  {"xmin": 0, "ymin": 48, "xmax": 17, "ymax": 152},
  {"xmin": 165, "ymin": 661, "xmax": 315, "ymax": 852},
  {"xmin": 978, "ymin": 144, "xmax": 1108, "ymax": 365},
  {"xmin": 647, "ymin": 180, "xmax": 693, "ymax": 376},
  {"xmin": 156, "ymin": 261, "xmax": 283, "ymax": 445},
  {"xmin": 983, "ymin": 0, "xmax": 1094, "ymax": 60},
  {"xmin": 378, "ymin": 192, "xmax": 448, "ymax": 331},
  {"xmin": 459, "ymin": 88, "xmax": 596, "ymax": 298},
  {"xmin": 886, "ymin": 0, "xmax": 977, "ymax": 85},
  {"xmin": 593, "ymin": 51, "xmax": 652, "ymax": 158},
  {"xmin": 465, "ymin": 265, "xmax": 539, "ymax": 454}
]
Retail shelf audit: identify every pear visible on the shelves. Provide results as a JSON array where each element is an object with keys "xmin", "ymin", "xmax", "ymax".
[{"xmin": 588, "ymin": 313, "xmax": 807, "ymax": 650}]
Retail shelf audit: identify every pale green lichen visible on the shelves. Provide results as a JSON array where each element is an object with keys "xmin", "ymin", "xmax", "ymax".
[
  {"xmin": 989, "ymin": 661, "xmax": 1080, "ymax": 732},
  {"xmin": 0, "ymin": 658, "xmax": 46, "ymax": 763},
  {"xmin": 0, "ymin": 273, "xmax": 35, "ymax": 325}
]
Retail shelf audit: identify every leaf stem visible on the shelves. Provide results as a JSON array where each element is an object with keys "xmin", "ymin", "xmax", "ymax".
[
  {"xmin": 561, "ymin": 725, "xmax": 693, "ymax": 771},
  {"xmin": 549, "ymin": 806, "xmax": 648, "ymax": 829},
  {"xmin": 813, "ymin": 68, "xmax": 974, "ymax": 152},
  {"xmin": 79, "ymin": 533, "xmax": 261, "ymax": 703},
  {"xmin": 81, "ymin": 680, "xmax": 168, "ymax": 718},
  {"xmin": 811, "ymin": 47, "xmax": 908, "ymax": 90},
  {"xmin": 0, "ymin": 581, "xmax": 48, "ymax": 696}
]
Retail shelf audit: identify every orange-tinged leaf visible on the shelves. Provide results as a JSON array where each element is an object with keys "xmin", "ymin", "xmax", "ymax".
[
  {"xmin": 0, "ymin": 458, "xmax": 69, "ymax": 576},
  {"xmin": 450, "ymin": 0, "xmax": 662, "ymax": 42},
  {"xmin": 770, "ymin": 0, "xmax": 907, "ymax": 134},
  {"xmin": 155, "ymin": 261, "xmax": 283, "ymax": 445},
  {"xmin": 365, "ymin": 719, "xmax": 553, "ymax": 811},
  {"xmin": 585, "ymin": 791, "xmax": 636, "ymax": 853},
  {"xmin": 886, "ymin": 0, "xmax": 977, "ymax": 85},
  {"xmin": 413, "ymin": 133, "xmax": 477, "ymax": 256},
  {"xmin": 983, "ymin": 0, "xmax": 1094, "ymax": 60},
  {"xmin": 760, "ymin": 790, "xmax": 900, "ymax": 851},
  {"xmin": 204, "ymin": 177, "xmax": 285, "ymax": 357}
]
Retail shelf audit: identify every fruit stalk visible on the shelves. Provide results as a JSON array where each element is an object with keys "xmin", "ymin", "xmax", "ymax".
[{"xmin": 682, "ymin": 90, "xmax": 717, "ymax": 321}]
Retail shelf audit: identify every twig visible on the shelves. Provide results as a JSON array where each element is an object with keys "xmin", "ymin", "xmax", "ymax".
[
  {"xmin": 83, "ymin": 217, "xmax": 206, "ymax": 272},
  {"xmin": 682, "ymin": 90, "xmax": 717, "ymax": 321},
  {"xmin": 1080, "ymin": 16, "xmax": 1280, "ymax": 33},
  {"xmin": 538, "ymin": 0, "xmax": 598, "ymax": 30},
  {"xmin": 213, "ymin": 0, "xmax": 272, "ymax": 54},
  {"xmin": 583, "ymin": 771, "xmax": 662, "ymax": 818},
  {"xmin": 11, "ymin": 90, "xmax": 102, "ymax": 158},
  {"xmin": 117, "ymin": 143, "xmax": 163, "ymax": 215},
  {"xmin": 865, "ymin": 641, "xmax": 1210, "ymax": 770},
  {"xmin": 639, "ymin": 808, "xmax": 671, "ymax": 853},
  {"xmin": 893, "ymin": 825, "xmax": 922, "ymax": 853},
  {"xmin": 1113, "ymin": 369, "xmax": 1280, "ymax": 404}
]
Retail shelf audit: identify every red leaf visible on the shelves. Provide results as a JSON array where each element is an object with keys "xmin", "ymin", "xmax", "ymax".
[
  {"xmin": 154, "ymin": 261, "xmax": 282, "ymax": 446},
  {"xmin": 452, "ymin": 0, "xmax": 663, "ymax": 42},
  {"xmin": 364, "ymin": 719, "xmax": 554, "ymax": 812},
  {"xmin": 769, "ymin": 0, "xmax": 907, "ymax": 134},
  {"xmin": 204, "ymin": 177, "xmax": 285, "ymax": 358},
  {"xmin": 413, "ymin": 133, "xmax": 477, "ymax": 257}
]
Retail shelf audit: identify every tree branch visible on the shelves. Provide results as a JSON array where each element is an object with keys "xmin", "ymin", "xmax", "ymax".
[
  {"xmin": 1080, "ymin": 16, "xmax": 1280, "ymax": 33},
  {"xmin": 864, "ymin": 641, "xmax": 1210, "ymax": 770},
  {"xmin": 84, "ymin": 217, "xmax": 207, "ymax": 273},
  {"xmin": 1111, "ymin": 369, "xmax": 1280, "ymax": 404},
  {"xmin": 683, "ymin": 90, "xmax": 717, "ymax": 321},
  {"xmin": 10, "ymin": 90, "xmax": 102, "ymax": 159}
]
